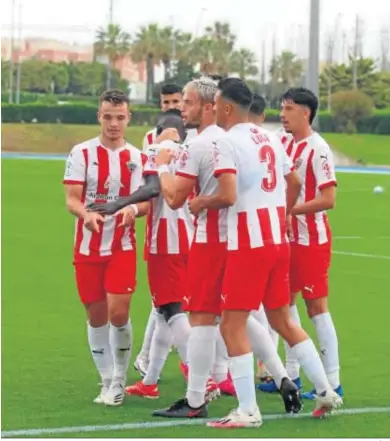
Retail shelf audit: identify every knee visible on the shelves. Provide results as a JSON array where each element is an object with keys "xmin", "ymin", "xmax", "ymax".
[
  {"xmin": 109, "ymin": 307, "xmax": 129, "ymax": 327},
  {"xmin": 86, "ymin": 301, "xmax": 107, "ymax": 327},
  {"xmin": 306, "ymin": 298, "xmax": 328, "ymax": 318}
]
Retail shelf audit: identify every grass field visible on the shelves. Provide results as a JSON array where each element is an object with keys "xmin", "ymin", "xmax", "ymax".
[
  {"xmin": 2, "ymin": 159, "xmax": 390, "ymax": 438},
  {"xmin": 323, "ymin": 133, "xmax": 390, "ymax": 166},
  {"xmin": 2, "ymin": 123, "xmax": 390, "ymax": 166}
]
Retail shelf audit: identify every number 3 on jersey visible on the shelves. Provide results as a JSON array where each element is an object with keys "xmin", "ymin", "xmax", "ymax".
[{"xmin": 259, "ymin": 145, "xmax": 277, "ymax": 192}]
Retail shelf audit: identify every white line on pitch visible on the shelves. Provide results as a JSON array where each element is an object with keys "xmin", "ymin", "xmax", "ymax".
[
  {"xmin": 2, "ymin": 406, "xmax": 390, "ymax": 437},
  {"xmin": 333, "ymin": 250, "xmax": 390, "ymax": 260}
]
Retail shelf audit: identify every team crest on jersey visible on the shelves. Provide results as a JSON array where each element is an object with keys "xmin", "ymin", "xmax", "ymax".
[
  {"xmin": 295, "ymin": 158, "xmax": 303, "ymax": 169},
  {"xmin": 126, "ymin": 160, "xmax": 137, "ymax": 171}
]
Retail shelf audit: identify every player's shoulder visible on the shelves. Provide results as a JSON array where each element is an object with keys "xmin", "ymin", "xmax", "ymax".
[
  {"xmin": 69, "ymin": 137, "xmax": 99, "ymax": 155},
  {"xmin": 124, "ymin": 142, "xmax": 144, "ymax": 161},
  {"xmin": 309, "ymin": 132, "xmax": 332, "ymax": 154}
]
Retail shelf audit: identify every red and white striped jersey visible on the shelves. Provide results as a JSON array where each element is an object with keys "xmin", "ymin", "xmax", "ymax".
[
  {"xmin": 143, "ymin": 140, "xmax": 194, "ymax": 255},
  {"xmin": 63, "ymin": 137, "xmax": 145, "ymax": 259},
  {"xmin": 214, "ymin": 123, "xmax": 294, "ymax": 251},
  {"xmin": 275, "ymin": 128, "xmax": 292, "ymax": 147},
  {"xmin": 142, "ymin": 127, "xmax": 198, "ymax": 153},
  {"xmin": 285, "ymin": 132, "xmax": 337, "ymax": 246},
  {"xmin": 175, "ymin": 124, "xmax": 227, "ymax": 244}
]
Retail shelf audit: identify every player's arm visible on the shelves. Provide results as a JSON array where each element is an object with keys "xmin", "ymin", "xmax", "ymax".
[
  {"xmin": 191, "ymin": 173, "xmax": 236, "ymax": 212},
  {"xmin": 63, "ymin": 149, "xmax": 104, "ymax": 232},
  {"xmin": 158, "ymin": 171, "xmax": 195, "ymax": 210},
  {"xmin": 189, "ymin": 138, "xmax": 237, "ymax": 213},
  {"xmin": 64, "ymin": 184, "xmax": 88, "ymax": 219},
  {"xmin": 88, "ymin": 174, "xmax": 160, "ymax": 215},
  {"xmin": 291, "ymin": 148, "xmax": 337, "ymax": 216},
  {"xmin": 285, "ymin": 170, "xmax": 302, "ymax": 215},
  {"xmin": 281, "ymin": 149, "xmax": 302, "ymax": 215}
]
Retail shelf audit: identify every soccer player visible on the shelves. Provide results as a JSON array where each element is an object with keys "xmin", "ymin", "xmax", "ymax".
[
  {"xmin": 248, "ymin": 93, "xmax": 280, "ymax": 383},
  {"xmin": 136, "ymin": 83, "xmax": 196, "ymax": 378},
  {"xmin": 63, "ymin": 89, "xmax": 149, "ymax": 406},
  {"xmin": 188, "ymin": 78, "xmax": 342, "ymax": 426},
  {"xmin": 151, "ymin": 77, "xmax": 300, "ymax": 420},
  {"xmin": 88, "ymin": 109, "xmax": 220, "ymax": 400},
  {"xmin": 281, "ymin": 87, "xmax": 342, "ymax": 400},
  {"xmin": 248, "ymin": 93, "xmax": 266, "ymax": 126}
]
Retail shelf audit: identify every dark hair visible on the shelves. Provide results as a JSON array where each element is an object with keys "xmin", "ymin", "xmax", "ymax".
[
  {"xmin": 281, "ymin": 87, "xmax": 318, "ymax": 124},
  {"xmin": 156, "ymin": 108, "xmax": 186, "ymax": 142},
  {"xmin": 160, "ymin": 83, "xmax": 182, "ymax": 95},
  {"xmin": 208, "ymin": 74, "xmax": 225, "ymax": 83},
  {"xmin": 100, "ymin": 89, "xmax": 130, "ymax": 106},
  {"xmin": 218, "ymin": 77, "xmax": 253, "ymax": 109},
  {"xmin": 250, "ymin": 93, "xmax": 266, "ymax": 115}
]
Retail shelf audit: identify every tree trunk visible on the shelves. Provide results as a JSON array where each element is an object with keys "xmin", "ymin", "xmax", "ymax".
[
  {"xmin": 146, "ymin": 54, "xmax": 154, "ymax": 103},
  {"xmin": 163, "ymin": 60, "xmax": 170, "ymax": 81}
]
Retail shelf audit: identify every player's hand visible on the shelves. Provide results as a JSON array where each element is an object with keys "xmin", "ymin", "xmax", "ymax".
[
  {"xmin": 87, "ymin": 201, "xmax": 121, "ymax": 215},
  {"xmin": 115, "ymin": 206, "xmax": 137, "ymax": 227},
  {"xmin": 286, "ymin": 214, "xmax": 294, "ymax": 241},
  {"xmin": 155, "ymin": 128, "xmax": 180, "ymax": 144},
  {"xmin": 83, "ymin": 211, "xmax": 105, "ymax": 233},
  {"xmin": 156, "ymin": 148, "xmax": 175, "ymax": 166},
  {"xmin": 188, "ymin": 196, "xmax": 206, "ymax": 216}
]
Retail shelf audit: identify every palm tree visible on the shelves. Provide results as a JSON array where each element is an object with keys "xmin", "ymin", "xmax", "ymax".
[
  {"xmin": 229, "ymin": 48, "xmax": 259, "ymax": 79},
  {"xmin": 94, "ymin": 24, "xmax": 131, "ymax": 89},
  {"xmin": 188, "ymin": 21, "xmax": 237, "ymax": 76},
  {"xmin": 131, "ymin": 23, "xmax": 171, "ymax": 102},
  {"xmin": 269, "ymin": 51, "xmax": 304, "ymax": 88}
]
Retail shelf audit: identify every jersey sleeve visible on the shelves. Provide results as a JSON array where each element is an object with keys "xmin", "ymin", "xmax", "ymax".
[
  {"xmin": 313, "ymin": 145, "xmax": 337, "ymax": 190},
  {"xmin": 63, "ymin": 147, "xmax": 86, "ymax": 184},
  {"xmin": 143, "ymin": 140, "xmax": 178, "ymax": 176},
  {"xmin": 143, "ymin": 145, "xmax": 159, "ymax": 175},
  {"xmin": 142, "ymin": 131, "xmax": 154, "ymax": 153},
  {"xmin": 175, "ymin": 143, "xmax": 199, "ymax": 179},
  {"xmin": 213, "ymin": 138, "xmax": 237, "ymax": 177}
]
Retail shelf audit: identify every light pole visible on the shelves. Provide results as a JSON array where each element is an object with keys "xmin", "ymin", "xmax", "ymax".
[
  {"xmin": 106, "ymin": 0, "xmax": 113, "ymax": 89},
  {"xmin": 307, "ymin": 0, "xmax": 320, "ymax": 128},
  {"xmin": 8, "ymin": 0, "xmax": 16, "ymax": 103}
]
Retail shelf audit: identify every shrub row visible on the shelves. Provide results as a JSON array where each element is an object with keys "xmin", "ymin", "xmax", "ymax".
[{"xmin": 1, "ymin": 103, "xmax": 390, "ymax": 134}]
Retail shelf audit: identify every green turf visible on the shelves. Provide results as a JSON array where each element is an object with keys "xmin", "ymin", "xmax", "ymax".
[
  {"xmin": 1, "ymin": 124, "xmax": 152, "ymax": 154},
  {"xmin": 322, "ymin": 133, "xmax": 390, "ymax": 166},
  {"xmin": 2, "ymin": 123, "xmax": 390, "ymax": 166},
  {"xmin": 2, "ymin": 159, "xmax": 390, "ymax": 438}
]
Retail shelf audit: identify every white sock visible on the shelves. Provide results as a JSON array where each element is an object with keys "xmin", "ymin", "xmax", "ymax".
[
  {"xmin": 144, "ymin": 313, "xmax": 172, "ymax": 385},
  {"xmin": 284, "ymin": 305, "xmax": 302, "ymax": 380},
  {"xmin": 168, "ymin": 313, "xmax": 190, "ymax": 364},
  {"xmin": 292, "ymin": 339, "xmax": 330, "ymax": 394},
  {"xmin": 109, "ymin": 321, "xmax": 133, "ymax": 381},
  {"xmin": 251, "ymin": 305, "xmax": 269, "ymax": 328},
  {"xmin": 247, "ymin": 316, "xmax": 287, "ymax": 388},
  {"xmin": 312, "ymin": 312, "xmax": 340, "ymax": 389},
  {"xmin": 186, "ymin": 326, "xmax": 218, "ymax": 408},
  {"xmin": 269, "ymin": 327, "xmax": 280, "ymax": 349},
  {"xmin": 138, "ymin": 307, "xmax": 157, "ymax": 359},
  {"xmin": 87, "ymin": 322, "xmax": 113, "ymax": 382},
  {"xmin": 229, "ymin": 352, "xmax": 258, "ymax": 414},
  {"xmin": 211, "ymin": 326, "xmax": 229, "ymax": 383}
]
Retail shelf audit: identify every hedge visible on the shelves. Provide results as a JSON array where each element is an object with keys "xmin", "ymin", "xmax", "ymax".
[
  {"xmin": 1, "ymin": 103, "xmax": 390, "ymax": 134},
  {"xmin": 1, "ymin": 103, "xmax": 161, "ymax": 126}
]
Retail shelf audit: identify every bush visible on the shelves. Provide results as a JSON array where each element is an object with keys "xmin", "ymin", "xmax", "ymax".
[
  {"xmin": 2, "ymin": 103, "xmax": 390, "ymax": 134},
  {"xmin": 331, "ymin": 90, "xmax": 374, "ymax": 133},
  {"xmin": 1, "ymin": 103, "xmax": 161, "ymax": 126}
]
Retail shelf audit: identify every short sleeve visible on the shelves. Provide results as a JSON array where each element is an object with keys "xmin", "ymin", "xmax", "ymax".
[
  {"xmin": 63, "ymin": 147, "xmax": 86, "ymax": 184},
  {"xmin": 313, "ymin": 145, "xmax": 337, "ymax": 190},
  {"xmin": 175, "ymin": 144, "xmax": 199, "ymax": 179},
  {"xmin": 213, "ymin": 138, "xmax": 237, "ymax": 177},
  {"xmin": 143, "ymin": 140, "xmax": 177, "ymax": 176},
  {"xmin": 142, "ymin": 130, "xmax": 154, "ymax": 153}
]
